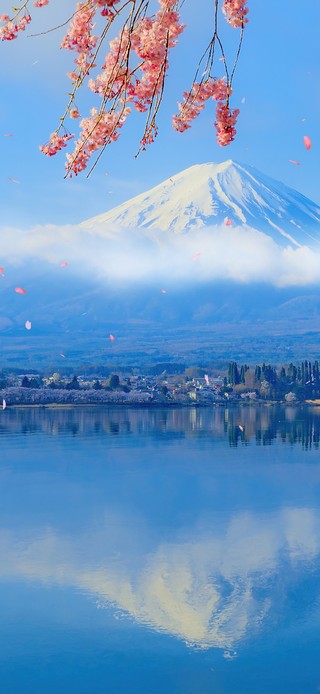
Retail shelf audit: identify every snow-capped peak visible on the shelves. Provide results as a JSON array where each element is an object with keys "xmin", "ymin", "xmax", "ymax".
[{"xmin": 81, "ymin": 161, "xmax": 320, "ymax": 249}]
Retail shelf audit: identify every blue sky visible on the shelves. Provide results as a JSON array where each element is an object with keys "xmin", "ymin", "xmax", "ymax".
[{"xmin": 0, "ymin": 0, "xmax": 319, "ymax": 228}]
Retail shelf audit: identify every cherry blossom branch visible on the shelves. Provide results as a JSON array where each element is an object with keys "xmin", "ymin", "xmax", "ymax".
[
  {"xmin": 173, "ymin": 0, "xmax": 248, "ymax": 145},
  {"xmin": 1, "ymin": 0, "xmax": 249, "ymax": 175}
]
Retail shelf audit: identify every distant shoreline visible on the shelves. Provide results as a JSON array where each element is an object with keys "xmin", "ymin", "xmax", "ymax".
[{"xmin": 1, "ymin": 388, "xmax": 319, "ymax": 409}]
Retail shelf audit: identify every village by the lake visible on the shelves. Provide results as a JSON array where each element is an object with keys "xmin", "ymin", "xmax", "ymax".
[{"xmin": 2, "ymin": 359, "xmax": 320, "ymax": 406}]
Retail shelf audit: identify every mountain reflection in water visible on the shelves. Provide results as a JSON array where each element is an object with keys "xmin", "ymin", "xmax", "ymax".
[
  {"xmin": 0, "ymin": 507, "xmax": 318, "ymax": 650},
  {"xmin": 0, "ymin": 405, "xmax": 320, "ymax": 694}
]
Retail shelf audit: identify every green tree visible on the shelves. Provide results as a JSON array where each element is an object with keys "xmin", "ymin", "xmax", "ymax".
[
  {"xmin": 66, "ymin": 375, "xmax": 80, "ymax": 390},
  {"xmin": 279, "ymin": 367, "xmax": 286, "ymax": 381},
  {"xmin": 109, "ymin": 374, "xmax": 120, "ymax": 389},
  {"xmin": 228, "ymin": 361, "xmax": 240, "ymax": 386},
  {"xmin": 255, "ymin": 365, "xmax": 262, "ymax": 381},
  {"xmin": 287, "ymin": 363, "xmax": 297, "ymax": 383},
  {"xmin": 93, "ymin": 380, "xmax": 102, "ymax": 390},
  {"xmin": 29, "ymin": 378, "xmax": 40, "ymax": 388}
]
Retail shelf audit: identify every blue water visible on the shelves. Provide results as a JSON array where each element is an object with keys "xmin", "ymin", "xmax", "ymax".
[{"xmin": 1, "ymin": 405, "xmax": 320, "ymax": 693}]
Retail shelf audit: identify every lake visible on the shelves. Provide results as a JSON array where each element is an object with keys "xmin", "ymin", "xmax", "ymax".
[{"xmin": 1, "ymin": 404, "xmax": 320, "ymax": 693}]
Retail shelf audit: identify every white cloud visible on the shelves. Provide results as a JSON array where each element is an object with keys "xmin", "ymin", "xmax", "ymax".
[{"xmin": 1, "ymin": 222, "xmax": 320, "ymax": 288}]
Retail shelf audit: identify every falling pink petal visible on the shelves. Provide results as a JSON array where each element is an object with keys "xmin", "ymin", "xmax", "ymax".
[
  {"xmin": 219, "ymin": 57, "xmax": 225, "ymax": 61},
  {"xmin": 3, "ymin": 133, "xmax": 12, "ymax": 137},
  {"xmin": 0, "ymin": 267, "xmax": 4, "ymax": 277},
  {"xmin": 109, "ymin": 334, "xmax": 115, "ymax": 342},
  {"xmin": 15, "ymin": 287, "xmax": 27, "ymax": 295},
  {"xmin": 2, "ymin": 399, "xmax": 6, "ymax": 411},
  {"xmin": 25, "ymin": 320, "xmax": 32, "ymax": 330},
  {"xmin": 161, "ymin": 289, "xmax": 167, "ymax": 294},
  {"xmin": 60, "ymin": 353, "xmax": 66, "ymax": 358},
  {"xmin": 169, "ymin": 178, "xmax": 174, "ymax": 183},
  {"xmin": 8, "ymin": 178, "xmax": 20, "ymax": 184},
  {"xmin": 60, "ymin": 261, "xmax": 68, "ymax": 268},
  {"xmin": 238, "ymin": 425, "xmax": 244, "ymax": 432},
  {"xmin": 289, "ymin": 160, "xmax": 300, "ymax": 165},
  {"xmin": 303, "ymin": 135, "xmax": 312, "ymax": 150},
  {"xmin": 225, "ymin": 218, "xmax": 233, "ymax": 226},
  {"xmin": 192, "ymin": 253, "xmax": 201, "ymax": 261}
]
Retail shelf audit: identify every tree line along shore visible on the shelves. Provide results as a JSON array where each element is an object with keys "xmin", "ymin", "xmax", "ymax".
[{"xmin": 1, "ymin": 360, "xmax": 320, "ymax": 406}]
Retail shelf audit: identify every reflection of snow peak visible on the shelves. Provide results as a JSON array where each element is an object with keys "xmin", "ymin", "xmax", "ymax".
[
  {"xmin": 0, "ymin": 507, "xmax": 319, "ymax": 650},
  {"xmin": 82, "ymin": 160, "xmax": 320, "ymax": 249}
]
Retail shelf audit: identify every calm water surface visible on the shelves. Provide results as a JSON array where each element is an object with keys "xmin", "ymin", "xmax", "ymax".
[{"xmin": 1, "ymin": 405, "xmax": 320, "ymax": 694}]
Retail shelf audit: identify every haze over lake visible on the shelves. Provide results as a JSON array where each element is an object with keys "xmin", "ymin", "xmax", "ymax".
[{"xmin": 1, "ymin": 404, "xmax": 320, "ymax": 693}]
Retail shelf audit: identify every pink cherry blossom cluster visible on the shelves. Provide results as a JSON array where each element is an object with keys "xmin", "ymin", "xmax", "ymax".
[
  {"xmin": 222, "ymin": 0, "xmax": 249, "ymax": 28},
  {"xmin": 61, "ymin": 2, "xmax": 98, "ymax": 72},
  {"xmin": 77, "ymin": 0, "xmax": 184, "ymax": 168},
  {"xmin": 65, "ymin": 106, "xmax": 130, "ymax": 175},
  {"xmin": 94, "ymin": 0, "xmax": 120, "ymax": 18},
  {"xmin": 62, "ymin": 0, "xmax": 123, "ymax": 110},
  {"xmin": 39, "ymin": 132, "xmax": 74, "ymax": 157},
  {"xmin": 0, "ymin": 0, "xmax": 50, "ymax": 41},
  {"xmin": 214, "ymin": 102, "xmax": 239, "ymax": 145},
  {"xmin": 88, "ymin": 28, "xmax": 131, "ymax": 101},
  {"xmin": 69, "ymin": 108, "xmax": 80, "ymax": 119},
  {"xmin": 1, "ymin": 0, "xmax": 249, "ymax": 173},
  {"xmin": 129, "ymin": 4, "xmax": 185, "ymax": 113},
  {"xmin": 172, "ymin": 78, "xmax": 230, "ymax": 132},
  {"xmin": 88, "ymin": 2, "xmax": 184, "ymax": 115},
  {"xmin": 0, "ymin": 12, "xmax": 31, "ymax": 40}
]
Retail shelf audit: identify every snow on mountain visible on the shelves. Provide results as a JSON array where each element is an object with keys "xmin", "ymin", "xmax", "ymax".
[{"xmin": 81, "ymin": 160, "xmax": 320, "ymax": 249}]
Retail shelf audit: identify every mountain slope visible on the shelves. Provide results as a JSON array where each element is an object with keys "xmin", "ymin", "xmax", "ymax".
[
  {"xmin": 2, "ymin": 160, "xmax": 320, "ymax": 366},
  {"xmin": 81, "ymin": 160, "xmax": 320, "ymax": 249}
]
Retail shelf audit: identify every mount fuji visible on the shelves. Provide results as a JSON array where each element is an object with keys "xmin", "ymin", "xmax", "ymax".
[
  {"xmin": 2, "ymin": 160, "xmax": 320, "ymax": 366},
  {"xmin": 82, "ymin": 160, "xmax": 320, "ymax": 249}
]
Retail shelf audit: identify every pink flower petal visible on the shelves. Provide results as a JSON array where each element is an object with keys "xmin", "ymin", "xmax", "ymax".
[
  {"xmin": 303, "ymin": 135, "xmax": 312, "ymax": 150},
  {"xmin": 15, "ymin": 287, "xmax": 27, "ymax": 295}
]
